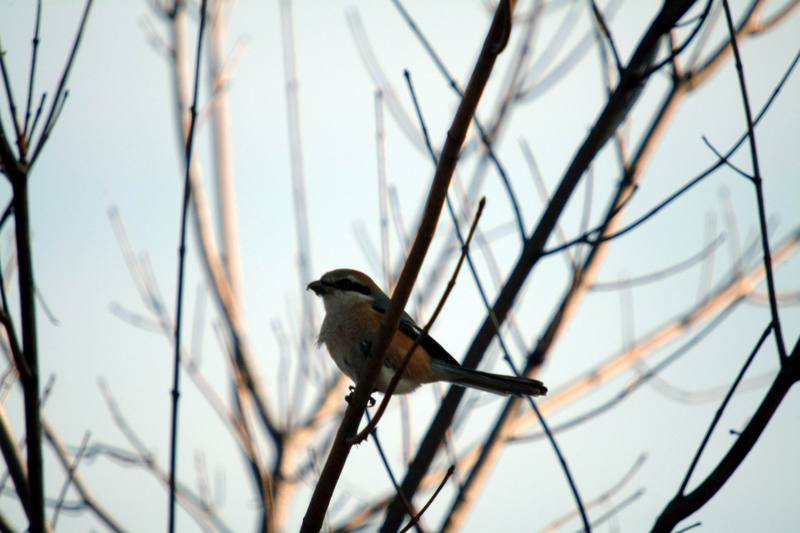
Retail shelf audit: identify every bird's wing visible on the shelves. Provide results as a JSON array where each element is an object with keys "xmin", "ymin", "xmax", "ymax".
[{"xmin": 370, "ymin": 295, "xmax": 461, "ymax": 368}]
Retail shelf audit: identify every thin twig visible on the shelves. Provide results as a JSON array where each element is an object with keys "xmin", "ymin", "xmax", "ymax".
[
  {"xmin": 643, "ymin": 0, "xmax": 714, "ymax": 76},
  {"xmin": 29, "ymin": 0, "xmax": 94, "ymax": 166},
  {"xmin": 168, "ymin": 1, "xmax": 208, "ymax": 531},
  {"xmin": 42, "ymin": 420, "xmax": 125, "ymax": 533},
  {"xmin": 591, "ymin": 235, "xmax": 723, "ymax": 291},
  {"xmin": 543, "ymin": 48, "xmax": 800, "ymax": 258},
  {"xmin": 51, "ymin": 431, "xmax": 90, "ymax": 530},
  {"xmin": 0, "ymin": 40, "xmax": 23, "ymax": 155},
  {"xmin": 399, "ymin": 465, "xmax": 454, "ymax": 533},
  {"xmin": 678, "ymin": 321, "xmax": 772, "ymax": 494},
  {"xmin": 652, "ymin": 338, "xmax": 799, "ymax": 531},
  {"xmin": 721, "ymin": 0, "xmax": 786, "ymax": 363},
  {"xmin": 391, "ymin": 0, "xmax": 527, "ymax": 243},
  {"xmin": 364, "ymin": 411, "xmax": 422, "ymax": 533},
  {"xmin": 22, "ymin": 0, "xmax": 43, "ymax": 149},
  {"xmin": 540, "ymin": 454, "xmax": 646, "ymax": 533},
  {"xmin": 348, "ymin": 197, "xmax": 486, "ymax": 445},
  {"xmin": 590, "ymin": 0, "xmax": 623, "ymax": 74}
]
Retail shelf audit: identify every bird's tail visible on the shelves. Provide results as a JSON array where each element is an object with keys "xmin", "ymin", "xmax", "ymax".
[{"xmin": 431, "ymin": 360, "xmax": 547, "ymax": 397}]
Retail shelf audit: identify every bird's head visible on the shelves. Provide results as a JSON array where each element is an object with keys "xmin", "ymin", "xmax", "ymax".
[{"xmin": 307, "ymin": 269, "xmax": 384, "ymax": 311}]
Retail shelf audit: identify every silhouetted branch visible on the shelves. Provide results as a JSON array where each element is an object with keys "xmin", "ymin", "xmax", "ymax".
[
  {"xmin": 679, "ymin": 320, "xmax": 772, "ymax": 494},
  {"xmin": 364, "ymin": 411, "xmax": 421, "ymax": 533},
  {"xmin": 29, "ymin": 0, "xmax": 94, "ymax": 166},
  {"xmin": 651, "ymin": 335, "xmax": 800, "ymax": 532},
  {"xmin": 399, "ymin": 465, "xmax": 454, "ymax": 533},
  {"xmin": 543, "ymin": 47, "xmax": 799, "ymax": 258},
  {"xmin": 720, "ymin": 0, "xmax": 786, "ymax": 363},
  {"xmin": 168, "ymin": 1, "xmax": 208, "ymax": 531},
  {"xmin": 0, "ymin": 40, "xmax": 23, "ymax": 154},
  {"xmin": 643, "ymin": 0, "xmax": 713, "ymax": 76}
]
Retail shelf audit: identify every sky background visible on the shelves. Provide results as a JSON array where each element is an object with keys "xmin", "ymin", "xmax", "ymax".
[{"xmin": 0, "ymin": 0, "xmax": 798, "ymax": 531}]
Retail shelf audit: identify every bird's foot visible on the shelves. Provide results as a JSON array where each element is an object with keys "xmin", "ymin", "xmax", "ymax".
[{"xmin": 344, "ymin": 385, "xmax": 377, "ymax": 408}]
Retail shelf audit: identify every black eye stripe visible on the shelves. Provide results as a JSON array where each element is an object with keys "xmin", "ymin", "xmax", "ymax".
[{"xmin": 331, "ymin": 278, "xmax": 370, "ymax": 295}]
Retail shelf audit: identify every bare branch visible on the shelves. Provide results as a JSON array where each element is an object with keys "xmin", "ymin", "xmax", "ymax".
[
  {"xmin": 168, "ymin": 1, "xmax": 209, "ymax": 530},
  {"xmin": 719, "ymin": 0, "xmax": 786, "ymax": 362}
]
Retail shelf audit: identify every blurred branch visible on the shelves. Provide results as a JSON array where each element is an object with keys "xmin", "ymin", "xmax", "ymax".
[
  {"xmin": 99, "ymin": 380, "xmax": 233, "ymax": 532},
  {"xmin": 156, "ymin": 0, "xmax": 284, "ymax": 486},
  {"xmin": 513, "ymin": 303, "xmax": 737, "ymax": 444},
  {"xmin": 514, "ymin": 229, "xmax": 799, "ymax": 431},
  {"xmin": 50, "ymin": 431, "xmax": 90, "ymax": 530},
  {"xmin": 590, "ymin": 234, "xmax": 724, "ymax": 291},
  {"xmin": 539, "ymin": 453, "xmax": 646, "ymax": 533},
  {"xmin": 0, "ymin": 405, "xmax": 30, "ymax": 522}
]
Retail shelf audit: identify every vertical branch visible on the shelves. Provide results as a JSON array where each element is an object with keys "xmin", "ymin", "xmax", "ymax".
[
  {"xmin": 12, "ymin": 137, "xmax": 44, "ymax": 533},
  {"xmin": 168, "ymin": 1, "xmax": 208, "ymax": 532},
  {"xmin": 720, "ymin": 0, "xmax": 786, "ymax": 362},
  {"xmin": 22, "ymin": 0, "xmax": 43, "ymax": 147}
]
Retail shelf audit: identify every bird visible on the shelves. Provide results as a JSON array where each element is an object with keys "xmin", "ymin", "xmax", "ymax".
[{"xmin": 307, "ymin": 268, "xmax": 547, "ymax": 397}]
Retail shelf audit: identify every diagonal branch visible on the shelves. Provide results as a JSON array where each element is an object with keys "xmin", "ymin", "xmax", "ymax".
[{"xmin": 299, "ymin": 2, "xmax": 516, "ymax": 530}]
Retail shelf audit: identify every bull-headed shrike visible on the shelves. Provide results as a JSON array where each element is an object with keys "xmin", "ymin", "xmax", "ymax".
[{"xmin": 307, "ymin": 269, "xmax": 547, "ymax": 397}]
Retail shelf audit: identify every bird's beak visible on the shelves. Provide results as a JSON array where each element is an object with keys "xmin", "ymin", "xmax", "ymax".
[{"xmin": 307, "ymin": 280, "xmax": 328, "ymax": 296}]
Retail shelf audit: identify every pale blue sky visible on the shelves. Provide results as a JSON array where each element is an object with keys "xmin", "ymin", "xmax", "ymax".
[{"xmin": 0, "ymin": 1, "xmax": 798, "ymax": 531}]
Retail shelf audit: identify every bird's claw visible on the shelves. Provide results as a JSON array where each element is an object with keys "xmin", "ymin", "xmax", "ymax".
[{"xmin": 344, "ymin": 385, "xmax": 376, "ymax": 408}]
